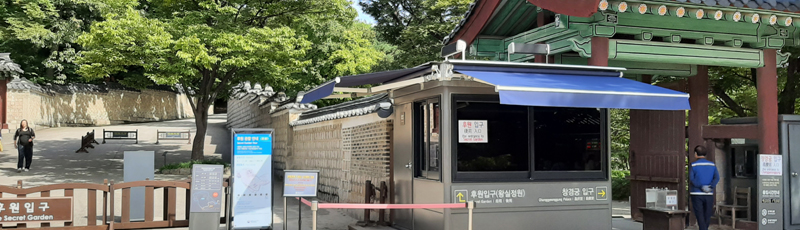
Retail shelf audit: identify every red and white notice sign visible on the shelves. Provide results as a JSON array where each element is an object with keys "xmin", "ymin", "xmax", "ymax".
[{"xmin": 458, "ymin": 120, "xmax": 488, "ymax": 143}]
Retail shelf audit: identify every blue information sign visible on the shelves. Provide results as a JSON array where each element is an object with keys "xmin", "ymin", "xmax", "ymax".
[
  {"xmin": 283, "ymin": 171, "xmax": 319, "ymax": 197},
  {"xmin": 231, "ymin": 131, "xmax": 273, "ymax": 229}
]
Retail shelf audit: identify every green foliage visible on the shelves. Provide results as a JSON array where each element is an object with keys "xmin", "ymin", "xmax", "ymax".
[
  {"xmin": 611, "ymin": 170, "xmax": 631, "ymax": 201},
  {"xmin": 0, "ymin": 0, "xmax": 136, "ymax": 84},
  {"xmin": 360, "ymin": 0, "xmax": 472, "ymax": 68},
  {"xmin": 76, "ymin": 0, "xmax": 383, "ymax": 160},
  {"xmin": 457, "ymin": 155, "xmax": 513, "ymax": 171},
  {"xmin": 159, "ymin": 158, "xmax": 229, "ymax": 171},
  {"xmin": 610, "ymin": 109, "xmax": 630, "ymax": 171}
]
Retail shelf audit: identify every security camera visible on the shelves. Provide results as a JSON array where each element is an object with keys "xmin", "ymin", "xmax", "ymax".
[{"xmin": 379, "ymin": 102, "xmax": 392, "ymax": 110}]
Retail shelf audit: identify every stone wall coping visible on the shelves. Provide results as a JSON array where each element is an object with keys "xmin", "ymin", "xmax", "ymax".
[{"xmin": 7, "ymin": 77, "xmax": 185, "ymax": 95}]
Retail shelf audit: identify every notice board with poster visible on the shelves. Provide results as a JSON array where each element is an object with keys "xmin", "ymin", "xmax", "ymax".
[
  {"xmin": 230, "ymin": 129, "xmax": 273, "ymax": 230},
  {"xmin": 283, "ymin": 170, "xmax": 319, "ymax": 197}
]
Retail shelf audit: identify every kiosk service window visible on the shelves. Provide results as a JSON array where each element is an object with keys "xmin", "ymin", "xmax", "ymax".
[{"xmin": 451, "ymin": 95, "xmax": 607, "ymax": 182}]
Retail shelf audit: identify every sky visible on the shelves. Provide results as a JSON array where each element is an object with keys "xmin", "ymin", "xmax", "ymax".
[{"xmin": 352, "ymin": 1, "xmax": 377, "ymax": 24}]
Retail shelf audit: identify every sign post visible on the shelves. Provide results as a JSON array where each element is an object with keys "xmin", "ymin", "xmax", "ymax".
[
  {"xmin": 758, "ymin": 154, "xmax": 783, "ymax": 230},
  {"xmin": 229, "ymin": 128, "xmax": 274, "ymax": 230},
  {"xmin": 123, "ymin": 151, "xmax": 154, "ymax": 221},
  {"xmin": 189, "ymin": 164, "xmax": 225, "ymax": 230},
  {"xmin": 283, "ymin": 170, "xmax": 319, "ymax": 230}
]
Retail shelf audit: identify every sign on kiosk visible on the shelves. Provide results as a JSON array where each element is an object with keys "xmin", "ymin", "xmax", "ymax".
[
  {"xmin": 458, "ymin": 120, "xmax": 488, "ymax": 143},
  {"xmin": 284, "ymin": 170, "xmax": 319, "ymax": 197}
]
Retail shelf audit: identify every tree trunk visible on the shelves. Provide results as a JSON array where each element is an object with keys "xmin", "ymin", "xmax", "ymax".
[
  {"xmin": 191, "ymin": 103, "xmax": 209, "ymax": 160},
  {"xmin": 779, "ymin": 58, "xmax": 800, "ymax": 114}
]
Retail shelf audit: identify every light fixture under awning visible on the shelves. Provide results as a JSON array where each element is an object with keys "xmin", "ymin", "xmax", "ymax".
[{"xmin": 458, "ymin": 70, "xmax": 690, "ymax": 111}]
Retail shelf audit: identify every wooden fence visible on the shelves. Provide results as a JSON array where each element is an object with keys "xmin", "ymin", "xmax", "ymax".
[{"xmin": 0, "ymin": 179, "xmax": 229, "ymax": 230}]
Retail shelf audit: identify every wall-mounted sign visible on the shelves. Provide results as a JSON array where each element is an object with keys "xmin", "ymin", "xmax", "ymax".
[
  {"xmin": 231, "ymin": 130, "xmax": 273, "ymax": 229},
  {"xmin": 283, "ymin": 170, "xmax": 319, "ymax": 197},
  {"xmin": 458, "ymin": 120, "xmax": 488, "ymax": 143},
  {"xmin": 0, "ymin": 197, "xmax": 72, "ymax": 223},
  {"xmin": 760, "ymin": 155, "xmax": 782, "ymax": 176}
]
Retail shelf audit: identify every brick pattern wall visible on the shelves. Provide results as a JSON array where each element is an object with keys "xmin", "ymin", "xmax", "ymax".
[
  {"xmin": 272, "ymin": 112, "xmax": 292, "ymax": 175},
  {"xmin": 292, "ymin": 124, "xmax": 343, "ymax": 202},
  {"xmin": 7, "ymin": 88, "xmax": 193, "ymax": 128},
  {"xmin": 341, "ymin": 120, "xmax": 392, "ymax": 221},
  {"xmin": 226, "ymin": 94, "xmax": 262, "ymax": 129}
]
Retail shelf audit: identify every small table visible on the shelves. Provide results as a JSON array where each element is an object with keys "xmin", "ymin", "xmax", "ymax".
[{"xmin": 639, "ymin": 207, "xmax": 690, "ymax": 230}]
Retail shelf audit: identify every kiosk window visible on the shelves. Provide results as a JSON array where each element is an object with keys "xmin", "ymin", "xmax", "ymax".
[
  {"xmin": 414, "ymin": 98, "xmax": 441, "ymax": 180},
  {"xmin": 532, "ymin": 107, "xmax": 604, "ymax": 179},
  {"xmin": 455, "ymin": 101, "xmax": 529, "ymax": 172},
  {"xmin": 730, "ymin": 147, "xmax": 757, "ymax": 178},
  {"xmin": 452, "ymin": 95, "xmax": 607, "ymax": 182}
]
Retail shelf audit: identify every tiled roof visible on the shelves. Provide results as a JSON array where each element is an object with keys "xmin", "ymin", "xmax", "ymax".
[
  {"xmin": 291, "ymin": 93, "xmax": 390, "ymax": 126},
  {"xmin": 673, "ymin": 0, "xmax": 800, "ymax": 12},
  {"xmin": 0, "ymin": 53, "xmax": 23, "ymax": 77},
  {"xmin": 443, "ymin": 0, "xmax": 800, "ymax": 45}
]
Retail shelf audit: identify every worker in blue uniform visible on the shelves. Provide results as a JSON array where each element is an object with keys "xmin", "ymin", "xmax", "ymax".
[{"xmin": 689, "ymin": 145, "xmax": 720, "ymax": 230}]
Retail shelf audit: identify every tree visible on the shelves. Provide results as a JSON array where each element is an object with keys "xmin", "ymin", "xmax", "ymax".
[
  {"xmin": 77, "ymin": 0, "xmax": 356, "ymax": 160},
  {"xmin": 610, "ymin": 109, "xmax": 630, "ymax": 170},
  {"xmin": 709, "ymin": 47, "xmax": 800, "ymax": 121},
  {"xmin": 359, "ymin": 0, "xmax": 472, "ymax": 68},
  {"xmin": 0, "ymin": 0, "xmax": 135, "ymax": 84}
]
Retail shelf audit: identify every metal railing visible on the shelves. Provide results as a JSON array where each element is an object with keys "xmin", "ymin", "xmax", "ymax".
[{"xmin": 298, "ymin": 198, "xmax": 475, "ymax": 230}]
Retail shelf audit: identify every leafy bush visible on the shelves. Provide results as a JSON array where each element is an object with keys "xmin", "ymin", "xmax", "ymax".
[
  {"xmin": 612, "ymin": 170, "xmax": 631, "ymax": 201},
  {"xmin": 159, "ymin": 159, "xmax": 229, "ymax": 171}
]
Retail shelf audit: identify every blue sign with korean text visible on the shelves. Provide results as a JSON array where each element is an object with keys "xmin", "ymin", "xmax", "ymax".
[{"xmin": 232, "ymin": 132, "xmax": 273, "ymax": 229}]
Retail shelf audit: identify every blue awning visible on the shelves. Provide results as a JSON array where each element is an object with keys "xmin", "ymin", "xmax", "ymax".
[
  {"xmin": 299, "ymin": 80, "xmax": 337, "ymax": 104},
  {"xmin": 457, "ymin": 70, "xmax": 690, "ymax": 110},
  {"xmin": 298, "ymin": 64, "xmax": 433, "ymax": 103}
]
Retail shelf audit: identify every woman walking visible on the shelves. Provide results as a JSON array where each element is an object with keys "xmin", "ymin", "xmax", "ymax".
[{"xmin": 14, "ymin": 120, "xmax": 35, "ymax": 172}]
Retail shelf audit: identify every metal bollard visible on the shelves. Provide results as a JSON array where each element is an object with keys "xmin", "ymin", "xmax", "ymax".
[
  {"xmin": 312, "ymin": 201, "xmax": 318, "ymax": 230},
  {"xmin": 468, "ymin": 201, "xmax": 474, "ymax": 230}
]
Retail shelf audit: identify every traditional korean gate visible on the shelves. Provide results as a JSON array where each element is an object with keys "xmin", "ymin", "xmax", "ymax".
[{"xmin": 628, "ymin": 110, "xmax": 687, "ymax": 221}]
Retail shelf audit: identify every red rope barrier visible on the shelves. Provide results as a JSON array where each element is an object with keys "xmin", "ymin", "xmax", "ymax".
[{"xmin": 296, "ymin": 197, "xmax": 467, "ymax": 210}]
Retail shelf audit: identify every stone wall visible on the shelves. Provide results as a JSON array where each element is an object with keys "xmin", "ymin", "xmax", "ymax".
[{"xmin": 6, "ymin": 78, "xmax": 194, "ymax": 128}]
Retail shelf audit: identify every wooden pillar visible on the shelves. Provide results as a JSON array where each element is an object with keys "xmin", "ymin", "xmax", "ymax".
[
  {"xmin": 758, "ymin": 49, "xmax": 779, "ymax": 155},
  {"xmin": 588, "ymin": 37, "xmax": 609, "ymax": 66},
  {"xmin": 688, "ymin": 66, "xmax": 709, "ymax": 161}
]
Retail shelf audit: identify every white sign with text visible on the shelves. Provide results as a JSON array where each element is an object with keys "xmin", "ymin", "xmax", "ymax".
[
  {"xmin": 458, "ymin": 120, "xmax": 488, "ymax": 143},
  {"xmin": 760, "ymin": 155, "xmax": 783, "ymax": 176}
]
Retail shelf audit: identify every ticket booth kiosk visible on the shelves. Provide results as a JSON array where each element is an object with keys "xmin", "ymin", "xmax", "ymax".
[
  {"xmin": 298, "ymin": 58, "xmax": 690, "ymax": 230},
  {"xmin": 713, "ymin": 115, "xmax": 800, "ymax": 230}
]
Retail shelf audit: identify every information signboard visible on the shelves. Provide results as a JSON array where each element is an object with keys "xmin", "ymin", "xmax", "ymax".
[
  {"xmin": 283, "ymin": 171, "xmax": 319, "ymax": 197},
  {"xmin": 231, "ymin": 129, "xmax": 273, "ymax": 229},
  {"xmin": 190, "ymin": 164, "xmax": 224, "ymax": 213},
  {"xmin": 758, "ymin": 154, "xmax": 783, "ymax": 230},
  {"xmin": 0, "ymin": 197, "xmax": 72, "ymax": 224}
]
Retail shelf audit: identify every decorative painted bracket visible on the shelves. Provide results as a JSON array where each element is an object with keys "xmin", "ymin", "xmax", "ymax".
[{"xmin": 778, "ymin": 51, "xmax": 791, "ymax": 66}]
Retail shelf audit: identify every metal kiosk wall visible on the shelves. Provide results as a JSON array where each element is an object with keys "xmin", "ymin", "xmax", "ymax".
[
  {"xmin": 228, "ymin": 128, "xmax": 274, "ymax": 230},
  {"xmin": 296, "ymin": 59, "xmax": 690, "ymax": 230}
]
